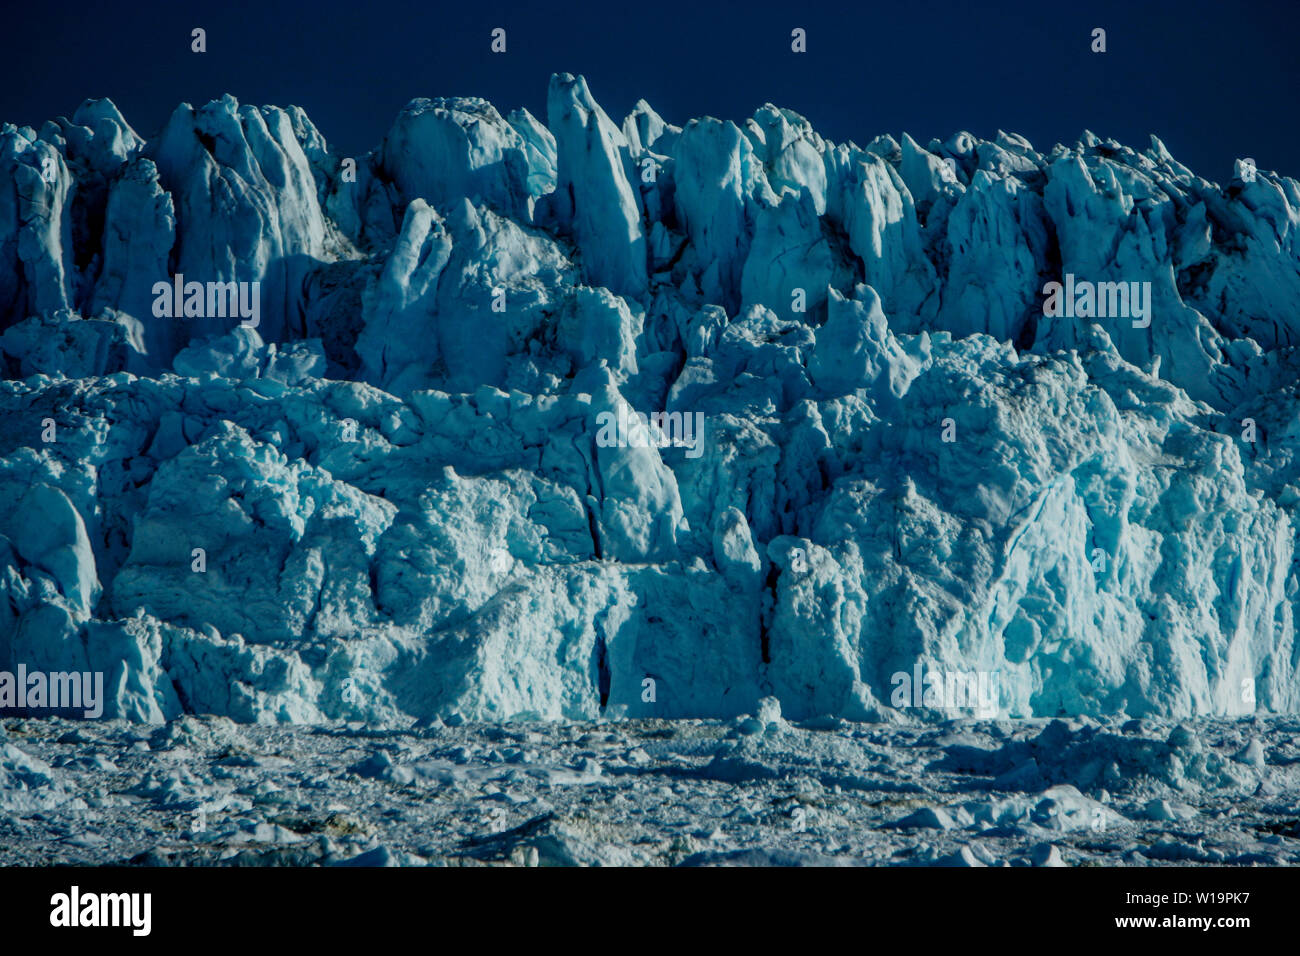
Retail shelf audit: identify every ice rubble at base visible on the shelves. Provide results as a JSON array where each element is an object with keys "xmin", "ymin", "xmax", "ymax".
[
  {"xmin": 1, "ymin": 75, "xmax": 1299, "ymax": 725},
  {"xmin": 5, "ymin": 711, "xmax": 1292, "ymax": 867}
]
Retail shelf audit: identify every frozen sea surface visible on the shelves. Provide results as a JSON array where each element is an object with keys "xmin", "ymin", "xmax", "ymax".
[{"xmin": 2, "ymin": 712, "xmax": 1297, "ymax": 867}]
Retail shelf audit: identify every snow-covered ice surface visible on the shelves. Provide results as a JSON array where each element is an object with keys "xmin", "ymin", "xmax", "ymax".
[
  {"xmin": 2, "ymin": 712, "xmax": 1298, "ymax": 866},
  {"xmin": 3, "ymin": 75, "xmax": 1300, "ymax": 864}
]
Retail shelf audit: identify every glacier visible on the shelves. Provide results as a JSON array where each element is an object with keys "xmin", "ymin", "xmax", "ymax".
[{"xmin": 2, "ymin": 74, "xmax": 1300, "ymax": 727}]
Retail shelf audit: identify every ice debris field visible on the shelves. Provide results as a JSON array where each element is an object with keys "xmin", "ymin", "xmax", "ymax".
[{"xmin": 4, "ymin": 711, "xmax": 1300, "ymax": 867}]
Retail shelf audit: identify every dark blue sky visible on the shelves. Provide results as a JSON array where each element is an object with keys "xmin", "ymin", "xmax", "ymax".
[{"xmin": 4, "ymin": 0, "xmax": 1297, "ymax": 179}]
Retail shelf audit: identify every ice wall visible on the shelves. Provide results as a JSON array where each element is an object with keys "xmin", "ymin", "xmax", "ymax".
[{"xmin": 2, "ymin": 78, "xmax": 1298, "ymax": 723}]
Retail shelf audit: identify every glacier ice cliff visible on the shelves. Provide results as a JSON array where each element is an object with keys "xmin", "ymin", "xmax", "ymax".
[{"xmin": 2, "ymin": 75, "xmax": 1299, "ymax": 724}]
